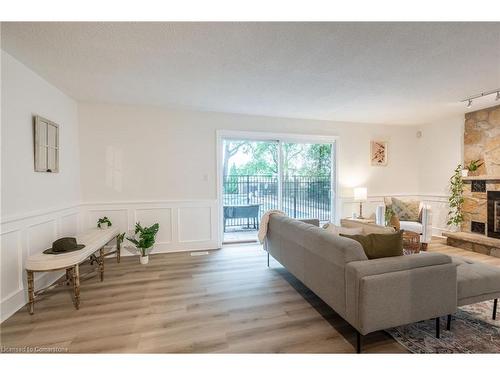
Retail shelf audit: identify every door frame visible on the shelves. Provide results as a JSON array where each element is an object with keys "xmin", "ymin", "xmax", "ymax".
[{"xmin": 216, "ymin": 130, "xmax": 339, "ymax": 247}]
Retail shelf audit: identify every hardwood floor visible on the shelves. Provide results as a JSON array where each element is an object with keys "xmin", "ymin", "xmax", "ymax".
[{"xmin": 1, "ymin": 238, "xmax": 498, "ymax": 353}]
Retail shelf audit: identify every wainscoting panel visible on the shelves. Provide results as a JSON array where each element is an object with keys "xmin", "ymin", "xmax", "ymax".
[
  {"xmin": 27, "ymin": 219, "xmax": 57, "ymax": 257},
  {"xmin": 178, "ymin": 206, "xmax": 212, "ymax": 243},
  {"xmin": 59, "ymin": 212, "xmax": 79, "ymax": 238},
  {"xmin": 0, "ymin": 230, "xmax": 22, "ymax": 302},
  {"xmin": 80, "ymin": 200, "xmax": 220, "ymax": 255},
  {"xmin": 134, "ymin": 208, "xmax": 173, "ymax": 244},
  {"xmin": 0, "ymin": 205, "xmax": 81, "ymax": 323}
]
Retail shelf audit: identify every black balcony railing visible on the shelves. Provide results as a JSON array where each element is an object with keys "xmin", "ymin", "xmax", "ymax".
[{"xmin": 223, "ymin": 175, "xmax": 331, "ymax": 230}]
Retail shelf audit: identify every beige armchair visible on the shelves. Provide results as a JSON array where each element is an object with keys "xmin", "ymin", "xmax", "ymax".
[{"xmin": 376, "ymin": 198, "xmax": 433, "ymax": 246}]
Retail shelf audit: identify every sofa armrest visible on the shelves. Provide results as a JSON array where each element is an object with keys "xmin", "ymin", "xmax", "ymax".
[
  {"xmin": 345, "ymin": 253, "xmax": 457, "ymax": 335},
  {"xmin": 347, "ymin": 252, "xmax": 450, "ymax": 278},
  {"xmin": 421, "ymin": 204, "xmax": 433, "ymax": 244}
]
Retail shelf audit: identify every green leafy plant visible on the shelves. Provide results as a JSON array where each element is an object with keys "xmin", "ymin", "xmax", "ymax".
[
  {"xmin": 97, "ymin": 216, "xmax": 112, "ymax": 228},
  {"xmin": 466, "ymin": 159, "xmax": 484, "ymax": 172},
  {"xmin": 127, "ymin": 223, "xmax": 160, "ymax": 257},
  {"xmin": 447, "ymin": 164, "xmax": 464, "ymax": 228},
  {"xmin": 384, "ymin": 206, "xmax": 395, "ymax": 227}
]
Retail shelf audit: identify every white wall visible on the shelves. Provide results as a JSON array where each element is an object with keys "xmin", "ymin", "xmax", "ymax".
[
  {"xmin": 1, "ymin": 51, "xmax": 81, "ymax": 321},
  {"xmin": 416, "ymin": 115, "xmax": 464, "ymax": 235},
  {"xmin": 78, "ymin": 102, "xmax": 421, "ymax": 246},
  {"xmin": 0, "ymin": 50, "xmax": 464, "ymax": 322},
  {"xmin": 1, "ymin": 51, "xmax": 81, "ymax": 218}
]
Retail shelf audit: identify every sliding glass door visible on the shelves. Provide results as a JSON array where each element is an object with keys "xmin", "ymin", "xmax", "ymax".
[
  {"xmin": 221, "ymin": 135, "xmax": 335, "ymax": 243},
  {"xmin": 282, "ymin": 142, "xmax": 333, "ymax": 221}
]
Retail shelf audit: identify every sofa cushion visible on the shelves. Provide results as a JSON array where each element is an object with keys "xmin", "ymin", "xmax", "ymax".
[
  {"xmin": 400, "ymin": 221, "xmax": 423, "ymax": 234},
  {"xmin": 341, "ymin": 231, "xmax": 403, "ymax": 260},
  {"xmin": 391, "ymin": 197, "xmax": 420, "ymax": 222},
  {"xmin": 453, "ymin": 257, "xmax": 500, "ymax": 305}
]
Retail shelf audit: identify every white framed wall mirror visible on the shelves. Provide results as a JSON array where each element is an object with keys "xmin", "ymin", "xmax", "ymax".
[{"xmin": 34, "ymin": 115, "xmax": 59, "ymax": 173}]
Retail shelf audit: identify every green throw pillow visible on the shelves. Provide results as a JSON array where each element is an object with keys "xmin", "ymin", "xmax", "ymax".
[{"xmin": 341, "ymin": 231, "xmax": 403, "ymax": 259}]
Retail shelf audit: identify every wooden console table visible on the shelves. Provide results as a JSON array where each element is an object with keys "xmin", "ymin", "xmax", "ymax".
[{"xmin": 25, "ymin": 227, "xmax": 121, "ymax": 314}]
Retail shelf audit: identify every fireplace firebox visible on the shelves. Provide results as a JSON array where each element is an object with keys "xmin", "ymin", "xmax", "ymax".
[{"xmin": 487, "ymin": 191, "xmax": 500, "ymax": 239}]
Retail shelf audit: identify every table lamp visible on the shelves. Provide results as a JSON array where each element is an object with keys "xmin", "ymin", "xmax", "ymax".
[{"xmin": 354, "ymin": 187, "xmax": 368, "ymax": 219}]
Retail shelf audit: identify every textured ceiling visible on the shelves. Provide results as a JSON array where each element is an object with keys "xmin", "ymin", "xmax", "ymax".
[{"xmin": 2, "ymin": 22, "xmax": 500, "ymax": 124}]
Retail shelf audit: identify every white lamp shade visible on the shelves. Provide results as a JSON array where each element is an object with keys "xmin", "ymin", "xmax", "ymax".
[{"xmin": 354, "ymin": 187, "xmax": 368, "ymax": 202}]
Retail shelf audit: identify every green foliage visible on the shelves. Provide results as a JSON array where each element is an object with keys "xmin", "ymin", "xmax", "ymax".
[
  {"xmin": 225, "ymin": 141, "xmax": 332, "ymax": 178},
  {"xmin": 224, "ymin": 165, "xmax": 240, "ymax": 194},
  {"xmin": 97, "ymin": 216, "xmax": 112, "ymax": 228},
  {"xmin": 384, "ymin": 206, "xmax": 395, "ymax": 227},
  {"xmin": 466, "ymin": 159, "xmax": 483, "ymax": 172},
  {"xmin": 127, "ymin": 222, "xmax": 160, "ymax": 256},
  {"xmin": 447, "ymin": 164, "xmax": 464, "ymax": 227}
]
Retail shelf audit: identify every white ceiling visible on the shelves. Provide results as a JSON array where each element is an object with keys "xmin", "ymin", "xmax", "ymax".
[{"xmin": 2, "ymin": 22, "xmax": 500, "ymax": 125}]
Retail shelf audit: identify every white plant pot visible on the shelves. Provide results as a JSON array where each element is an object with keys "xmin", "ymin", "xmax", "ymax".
[
  {"xmin": 140, "ymin": 255, "xmax": 149, "ymax": 265},
  {"xmin": 461, "ymin": 169, "xmax": 469, "ymax": 177},
  {"xmin": 99, "ymin": 223, "xmax": 109, "ymax": 229}
]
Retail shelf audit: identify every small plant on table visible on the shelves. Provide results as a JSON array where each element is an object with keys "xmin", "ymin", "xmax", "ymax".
[{"xmin": 97, "ymin": 217, "xmax": 112, "ymax": 229}]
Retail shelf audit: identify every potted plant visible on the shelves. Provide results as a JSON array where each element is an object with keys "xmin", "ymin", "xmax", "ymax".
[
  {"xmin": 466, "ymin": 159, "xmax": 484, "ymax": 176},
  {"xmin": 127, "ymin": 222, "xmax": 159, "ymax": 264},
  {"xmin": 384, "ymin": 206, "xmax": 394, "ymax": 227},
  {"xmin": 97, "ymin": 216, "xmax": 112, "ymax": 229},
  {"xmin": 447, "ymin": 164, "xmax": 464, "ymax": 232}
]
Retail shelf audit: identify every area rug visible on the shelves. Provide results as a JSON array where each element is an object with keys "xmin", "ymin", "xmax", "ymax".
[{"xmin": 386, "ymin": 301, "xmax": 500, "ymax": 353}]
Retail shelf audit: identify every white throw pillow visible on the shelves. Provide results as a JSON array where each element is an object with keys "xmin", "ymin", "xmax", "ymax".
[{"xmin": 322, "ymin": 223, "xmax": 364, "ymax": 235}]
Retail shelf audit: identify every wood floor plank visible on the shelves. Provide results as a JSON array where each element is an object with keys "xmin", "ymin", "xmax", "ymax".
[{"xmin": 1, "ymin": 239, "xmax": 497, "ymax": 353}]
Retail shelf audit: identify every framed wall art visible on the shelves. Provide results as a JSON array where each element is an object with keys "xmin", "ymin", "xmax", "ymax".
[{"xmin": 370, "ymin": 140, "xmax": 387, "ymax": 166}]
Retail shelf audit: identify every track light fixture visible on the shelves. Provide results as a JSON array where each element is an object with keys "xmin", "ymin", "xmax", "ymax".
[{"xmin": 462, "ymin": 88, "xmax": 500, "ymax": 108}]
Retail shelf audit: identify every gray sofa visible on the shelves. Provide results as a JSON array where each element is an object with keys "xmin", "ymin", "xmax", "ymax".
[{"xmin": 266, "ymin": 215, "xmax": 458, "ymax": 352}]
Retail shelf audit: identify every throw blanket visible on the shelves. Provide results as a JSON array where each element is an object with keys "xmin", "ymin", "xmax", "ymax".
[{"xmin": 258, "ymin": 210, "xmax": 286, "ymax": 245}]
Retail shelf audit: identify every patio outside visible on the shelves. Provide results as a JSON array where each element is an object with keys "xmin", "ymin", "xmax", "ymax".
[{"xmin": 222, "ymin": 140, "xmax": 333, "ymax": 242}]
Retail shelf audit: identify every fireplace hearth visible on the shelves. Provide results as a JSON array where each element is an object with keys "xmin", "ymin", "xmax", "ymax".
[{"xmin": 488, "ymin": 191, "xmax": 500, "ymax": 239}]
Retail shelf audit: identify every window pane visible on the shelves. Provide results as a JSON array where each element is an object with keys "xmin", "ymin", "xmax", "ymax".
[
  {"xmin": 37, "ymin": 121, "xmax": 47, "ymax": 146},
  {"xmin": 48, "ymin": 148, "xmax": 57, "ymax": 171},
  {"xmin": 37, "ymin": 146, "xmax": 47, "ymax": 170},
  {"xmin": 47, "ymin": 124, "xmax": 57, "ymax": 148},
  {"xmin": 282, "ymin": 143, "xmax": 332, "ymax": 221}
]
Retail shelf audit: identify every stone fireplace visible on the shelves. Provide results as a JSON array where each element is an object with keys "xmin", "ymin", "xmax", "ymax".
[
  {"xmin": 488, "ymin": 191, "xmax": 500, "ymax": 239},
  {"xmin": 461, "ymin": 104, "xmax": 500, "ymax": 235},
  {"xmin": 444, "ymin": 104, "xmax": 500, "ymax": 258}
]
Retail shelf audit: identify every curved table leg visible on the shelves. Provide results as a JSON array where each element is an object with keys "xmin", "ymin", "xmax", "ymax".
[
  {"xmin": 99, "ymin": 248, "xmax": 105, "ymax": 282},
  {"xmin": 27, "ymin": 270, "xmax": 35, "ymax": 315},
  {"xmin": 116, "ymin": 235, "xmax": 121, "ymax": 263},
  {"xmin": 72, "ymin": 265, "xmax": 80, "ymax": 310}
]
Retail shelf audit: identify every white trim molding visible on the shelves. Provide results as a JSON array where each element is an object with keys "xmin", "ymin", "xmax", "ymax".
[{"xmin": 80, "ymin": 199, "xmax": 220, "ymax": 255}]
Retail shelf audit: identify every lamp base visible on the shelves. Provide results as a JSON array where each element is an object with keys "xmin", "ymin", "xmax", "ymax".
[{"xmin": 357, "ymin": 202, "xmax": 364, "ymax": 219}]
